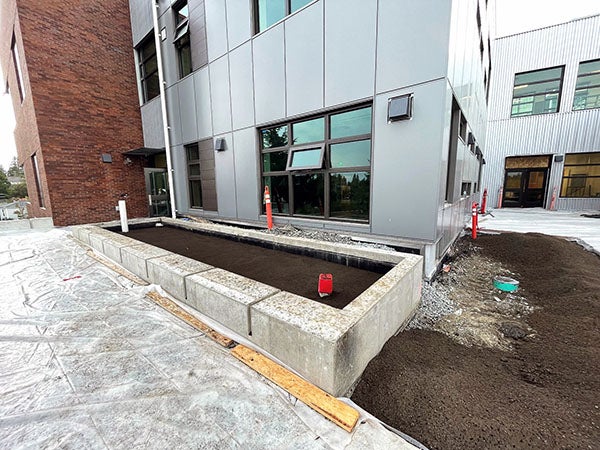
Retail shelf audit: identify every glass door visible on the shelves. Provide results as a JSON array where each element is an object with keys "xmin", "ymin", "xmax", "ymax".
[
  {"xmin": 523, "ymin": 170, "xmax": 547, "ymax": 207},
  {"xmin": 144, "ymin": 168, "xmax": 171, "ymax": 217},
  {"xmin": 502, "ymin": 171, "xmax": 523, "ymax": 207}
]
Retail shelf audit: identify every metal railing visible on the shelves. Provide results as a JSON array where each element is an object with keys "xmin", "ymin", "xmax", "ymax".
[{"xmin": 0, "ymin": 200, "xmax": 29, "ymax": 221}]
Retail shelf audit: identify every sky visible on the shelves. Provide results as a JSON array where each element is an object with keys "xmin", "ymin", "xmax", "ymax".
[{"xmin": 1, "ymin": 1, "xmax": 600, "ymax": 171}]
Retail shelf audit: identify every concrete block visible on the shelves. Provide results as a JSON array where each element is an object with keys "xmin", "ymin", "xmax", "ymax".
[
  {"xmin": 147, "ymin": 254, "xmax": 213, "ymax": 301},
  {"xmin": 0, "ymin": 220, "xmax": 31, "ymax": 232},
  {"xmin": 186, "ymin": 269, "xmax": 279, "ymax": 336},
  {"xmin": 251, "ymin": 292, "xmax": 355, "ymax": 395},
  {"xmin": 120, "ymin": 244, "xmax": 170, "ymax": 281},
  {"xmin": 101, "ymin": 233, "xmax": 140, "ymax": 264},
  {"xmin": 88, "ymin": 232, "xmax": 108, "ymax": 254},
  {"xmin": 29, "ymin": 217, "xmax": 54, "ymax": 229}
]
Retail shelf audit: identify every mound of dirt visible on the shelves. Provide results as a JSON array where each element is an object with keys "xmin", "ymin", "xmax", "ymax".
[{"xmin": 352, "ymin": 232, "xmax": 600, "ymax": 449}]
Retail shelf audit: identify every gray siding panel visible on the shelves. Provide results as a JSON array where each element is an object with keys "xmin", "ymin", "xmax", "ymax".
[
  {"xmin": 226, "ymin": 0, "xmax": 252, "ymax": 50},
  {"xmin": 194, "ymin": 68, "xmax": 213, "ymax": 139},
  {"xmin": 371, "ymin": 79, "xmax": 447, "ymax": 241},
  {"xmin": 214, "ymin": 133, "xmax": 237, "ymax": 217},
  {"xmin": 253, "ymin": 24, "xmax": 286, "ymax": 124},
  {"xmin": 209, "ymin": 56, "xmax": 233, "ymax": 135},
  {"xmin": 285, "ymin": 1, "xmax": 323, "ymax": 116},
  {"xmin": 141, "ymin": 98, "xmax": 164, "ymax": 148},
  {"xmin": 171, "ymin": 144, "xmax": 189, "ymax": 214},
  {"xmin": 229, "ymin": 43, "xmax": 255, "ymax": 130},
  {"xmin": 376, "ymin": 0, "xmax": 451, "ymax": 94},
  {"xmin": 166, "ymin": 86, "xmax": 182, "ymax": 146},
  {"xmin": 233, "ymin": 127, "xmax": 260, "ymax": 220},
  {"xmin": 129, "ymin": 0, "xmax": 153, "ymax": 46},
  {"xmin": 205, "ymin": 0, "xmax": 228, "ymax": 62},
  {"xmin": 324, "ymin": 0, "xmax": 376, "ymax": 107},
  {"xmin": 190, "ymin": 0, "xmax": 209, "ymax": 70},
  {"xmin": 178, "ymin": 75, "xmax": 199, "ymax": 143}
]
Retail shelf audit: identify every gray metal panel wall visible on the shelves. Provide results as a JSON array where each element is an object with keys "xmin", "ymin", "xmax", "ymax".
[
  {"xmin": 484, "ymin": 15, "xmax": 600, "ymax": 210},
  {"xmin": 226, "ymin": 0, "xmax": 252, "ymax": 50},
  {"xmin": 190, "ymin": 0, "xmax": 209, "ymax": 70},
  {"xmin": 371, "ymin": 79, "xmax": 448, "ymax": 241},
  {"xmin": 134, "ymin": 0, "xmax": 491, "ymax": 256},
  {"xmin": 140, "ymin": 98, "xmax": 164, "ymax": 148},
  {"xmin": 178, "ymin": 75, "xmax": 199, "ymax": 143},
  {"xmin": 376, "ymin": 0, "xmax": 451, "ymax": 95},
  {"xmin": 324, "ymin": 0, "xmax": 376, "ymax": 107},
  {"xmin": 129, "ymin": 0, "xmax": 153, "ymax": 46},
  {"xmin": 285, "ymin": 1, "xmax": 323, "ymax": 116}
]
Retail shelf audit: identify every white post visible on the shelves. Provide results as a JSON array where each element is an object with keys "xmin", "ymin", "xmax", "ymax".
[
  {"xmin": 152, "ymin": 0, "xmax": 177, "ymax": 219},
  {"xmin": 119, "ymin": 199, "xmax": 129, "ymax": 233}
]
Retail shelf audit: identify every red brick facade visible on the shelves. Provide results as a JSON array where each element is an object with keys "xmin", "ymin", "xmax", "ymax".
[{"xmin": 1, "ymin": 0, "xmax": 148, "ymax": 226}]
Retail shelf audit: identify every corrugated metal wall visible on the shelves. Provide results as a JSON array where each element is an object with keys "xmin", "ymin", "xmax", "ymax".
[{"xmin": 484, "ymin": 15, "xmax": 600, "ymax": 210}]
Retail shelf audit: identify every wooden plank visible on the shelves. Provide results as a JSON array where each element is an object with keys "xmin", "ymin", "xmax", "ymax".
[
  {"xmin": 231, "ymin": 345, "xmax": 360, "ymax": 433},
  {"xmin": 145, "ymin": 291, "xmax": 234, "ymax": 348}
]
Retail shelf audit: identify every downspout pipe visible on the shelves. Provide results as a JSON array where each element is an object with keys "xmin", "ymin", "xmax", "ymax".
[{"xmin": 152, "ymin": 0, "xmax": 177, "ymax": 219}]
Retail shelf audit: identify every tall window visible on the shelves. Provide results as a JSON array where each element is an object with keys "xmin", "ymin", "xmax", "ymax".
[
  {"xmin": 260, "ymin": 105, "xmax": 372, "ymax": 222},
  {"xmin": 174, "ymin": 1, "xmax": 192, "ymax": 78},
  {"xmin": 11, "ymin": 34, "xmax": 25, "ymax": 102},
  {"xmin": 560, "ymin": 152, "xmax": 600, "ymax": 198},
  {"xmin": 137, "ymin": 35, "xmax": 160, "ymax": 103},
  {"xmin": 573, "ymin": 59, "xmax": 600, "ymax": 111},
  {"xmin": 31, "ymin": 153, "xmax": 45, "ymax": 208},
  {"xmin": 255, "ymin": 0, "xmax": 313, "ymax": 33},
  {"xmin": 186, "ymin": 139, "xmax": 217, "ymax": 211},
  {"xmin": 511, "ymin": 66, "xmax": 564, "ymax": 117},
  {"xmin": 186, "ymin": 143, "xmax": 202, "ymax": 208}
]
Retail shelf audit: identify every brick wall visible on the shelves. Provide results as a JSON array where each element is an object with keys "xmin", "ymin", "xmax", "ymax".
[{"xmin": 8, "ymin": 0, "xmax": 148, "ymax": 226}]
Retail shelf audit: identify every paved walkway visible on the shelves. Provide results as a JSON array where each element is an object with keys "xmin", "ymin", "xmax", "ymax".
[
  {"xmin": 479, "ymin": 208, "xmax": 600, "ymax": 254},
  {"xmin": 0, "ymin": 228, "xmax": 415, "ymax": 449}
]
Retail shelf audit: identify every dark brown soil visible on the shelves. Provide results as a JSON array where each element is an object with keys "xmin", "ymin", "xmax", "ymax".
[
  {"xmin": 122, "ymin": 226, "xmax": 383, "ymax": 308},
  {"xmin": 352, "ymin": 232, "xmax": 600, "ymax": 450}
]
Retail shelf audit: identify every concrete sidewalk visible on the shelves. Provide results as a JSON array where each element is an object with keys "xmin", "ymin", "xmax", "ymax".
[
  {"xmin": 479, "ymin": 208, "xmax": 600, "ymax": 254},
  {"xmin": 0, "ymin": 228, "xmax": 416, "ymax": 449}
]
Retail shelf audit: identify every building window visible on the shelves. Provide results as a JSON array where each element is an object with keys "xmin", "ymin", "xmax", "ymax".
[
  {"xmin": 173, "ymin": 1, "xmax": 192, "ymax": 78},
  {"xmin": 560, "ymin": 152, "xmax": 600, "ymax": 198},
  {"xmin": 255, "ymin": 0, "xmax": 313, "ymax": 33},
  {"xmin": 31, "ymin": 153, "xmax": 45, "ymax": 208},
  {"xmin": 511, "ymin": 66, "xmax": 564, "ymax": 117},
  {"xmin": 11, "ymin": 34, "xmax": 25, "ymax": 102},
  {"xmin": 186, "ymin": 143, "xmax": 202, "ymax": 208},
  {"xmin": 260, "ymin": 105, "xmax": 371, "ymax": 222},
  {"xmin": 137, "ymin": 35, "xmax": 160, "ymax": 103},
  {"xmin": 573, "ymin": 59, "xmax": 600, "ymax": 111},
  {"xmin": 186, "ymin": 140, "xmax": 217, "ymax": 210}
]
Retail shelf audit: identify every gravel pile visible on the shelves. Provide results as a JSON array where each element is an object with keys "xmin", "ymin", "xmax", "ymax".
[
  {"xmin": 261, "ymin": 224, "xmax": 397, "ymax": 251},
  {"xmin": 407, "ymin": 280, "xmax": 456, "ymax": 330}
]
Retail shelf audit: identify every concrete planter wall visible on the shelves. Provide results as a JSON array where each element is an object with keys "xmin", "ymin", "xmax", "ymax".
[{"xmin": 72, "ymin": 218, "xmax": 422, "ymax": 396}]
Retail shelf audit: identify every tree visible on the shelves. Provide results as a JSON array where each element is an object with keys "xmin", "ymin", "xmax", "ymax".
[
  {"xmin": 9, "ymin": 182, "xmax": 28, "ymax": 199},
  {"xmin": 7, "ymin": 157, "xmax": 24, "ymax": 178},
  {"xmin": 0, "ymin": 167, "xmax": 10, "ymax": 197}
]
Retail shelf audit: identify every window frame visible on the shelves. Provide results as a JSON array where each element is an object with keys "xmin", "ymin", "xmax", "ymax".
[
  {"xmin": 254, "ymin": 0, "xmax": 315, "ymax": 34},
  {"xmin": 510, "ymin": 65, "xmax": 565, "ymax": 118},
  {"xmin": 136, "ymin": 34, "xmax": 159, "ymax": 103},
  {"xmin": 186, "ymin": 143, "xmax": 203, "ymax": 209},
  {"xmin": 286, "ymin": 144, "xmax": 325, "ymax": 171},
  {"xmin": 560, "ymin": 152, "xmax": 600, "ymax": 199},
  {"xmin": 573, "ymin": 58, "xmax": 600, "ymax": 111},
  {"xmin": 259, "ymin": 104, "xmax": 372, "ymax": 223},
  {"xmin": 173, "ymin": 1, "xmax": 192, "ymax": 79},
  {"xmin": 10, "ymin": 34, "xmax": 25, "ymax": 103}
]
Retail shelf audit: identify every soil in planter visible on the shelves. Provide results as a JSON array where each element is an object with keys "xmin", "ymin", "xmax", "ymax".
[
  {"xmin": 122, "ymin": 226, "xmax": 385, "ymax": 309},
  {"xmin": 352, "ymin": 232, "xmax": 600, "ymax": 450}
]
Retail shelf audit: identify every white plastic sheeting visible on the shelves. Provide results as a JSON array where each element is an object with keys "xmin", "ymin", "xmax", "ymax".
[
  {"xmin": 0, "ymin": 229, "xmax": 416, "ymax": 449},
  {"xmin": 480, "ymin": 208, "xmax": 600, "ymax": 254}
]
